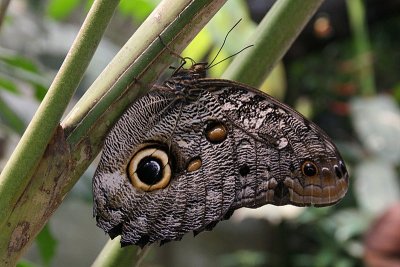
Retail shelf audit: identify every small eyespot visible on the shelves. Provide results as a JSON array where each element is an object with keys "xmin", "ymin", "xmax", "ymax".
[
  {"xmin": 339, "ymin": 161, "xmax": 347, "ymax": 178},
  {"xmin": 205, "ymin": 120, "xmax": 228, "ymax": 144},
  {"xmin": 128, "ymin": 147, "xmax": 171, "ymax": 191},
  {"xmin": 239, "ymin": 164, "xmax": 250, "ymax": 177},
  {"xmin": 187, "ymin": 157, "xmax": 202, "ymax": 172},
  {"xmin": 334, "ymin": 165, "xmax": 343, "ymax": 178},
  {"xmin": 301, "ymin": 161, "xmax": 318, "ymax": 177}
]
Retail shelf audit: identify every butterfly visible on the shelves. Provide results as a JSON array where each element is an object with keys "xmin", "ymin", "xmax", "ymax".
[{"xmin": 93, "ymin": 62, "xmax": 349, "ymax": 247}]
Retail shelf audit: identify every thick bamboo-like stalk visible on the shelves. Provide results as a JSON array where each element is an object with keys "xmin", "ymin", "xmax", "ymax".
[
  {"xmin": 0, "ymin": 0, "xmax": 119, "ymax": 239},
  {"xmin": 223, "ymin": 0, "xmax": 324, "ymax": 88},
  {"xmin": 0, "ymin": 0, "xmax": 227, "ymax": 265}
]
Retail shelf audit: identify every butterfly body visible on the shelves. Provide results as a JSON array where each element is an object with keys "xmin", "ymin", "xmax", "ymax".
[{"xmin": 93, "ymin": 64, "xmax": 349, "ymax": 247}]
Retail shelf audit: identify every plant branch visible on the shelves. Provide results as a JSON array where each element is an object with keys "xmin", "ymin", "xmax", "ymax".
[
  {"xmin": 0, "ymin": 0, "xmax": 120, "ymax": 264},
  {"xmin": 91, "ymin": 237, "xmax": 150, "ymax": 267},
  {"xmin": 346, "ymin": 0, "xmax": 376, "ymax": 96},
  {"xmin": 0, "ymin": 0, "xmax": 118, "ymax": 229},
  {"xmin": 222, "ymin": 0, "xmax": 324, "ymax": 86},
  {"xmin": 0, "ymin": 0, "xmax": 227, "ymax": 265},
  {"xmin": 0, "ymin": 0, "xmax": 11, "ymax": 31}
]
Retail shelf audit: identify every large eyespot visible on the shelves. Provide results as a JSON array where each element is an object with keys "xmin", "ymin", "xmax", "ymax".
[
  {"xmin": 205, "ymin": 120, "xmax": 228, "ymax": 144},
  {"xmin": 301, "ymin": 161, "xmax": 318, "ymax": 177},
  {"xmin": 128, "ymin": 147, "xmax": 171, "ymax": 191}
]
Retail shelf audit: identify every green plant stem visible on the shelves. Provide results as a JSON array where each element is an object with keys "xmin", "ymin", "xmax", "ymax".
[
  {"xmin": 0, "ymin": 0, "xmax": 118, "ymax": 223},
  {"xmin": 222, "ymin": 0, "xmax": 324, "ymax": 86},
  {"xmin": 62, "ymin": 0, "xmax": 227, "ymax": 145},
  {"xmin": 0, "ymin": 0, "xmax": 11, "ymax": 31},
  {"xmin": 346, "ymin": 0, "xmax": 376, "ymax": 96},
  {"xmin": 91, "ymin": 237, "xmax": 150, "ymax": 267},
  {"xmin": 0, "ymin": 0, "xmax": 119, "ymax": 254},
  {"xmin": 0, "ymin": 0, "xmax": 227, "ymax": 265}
]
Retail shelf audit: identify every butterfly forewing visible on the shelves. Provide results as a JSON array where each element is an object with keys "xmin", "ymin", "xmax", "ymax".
[{"xmin": 200, "ymin": 79, "xmax": 348, "ymax": 207}]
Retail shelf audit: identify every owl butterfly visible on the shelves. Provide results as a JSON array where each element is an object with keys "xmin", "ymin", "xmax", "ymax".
[{"xmin": 93, "ymin": 62, "xmax": 349, "ymax": 247}]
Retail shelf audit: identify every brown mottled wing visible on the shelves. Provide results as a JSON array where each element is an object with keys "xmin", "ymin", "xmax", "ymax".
[
  {"xmin": 93, "ymin": 89, "xmax": 239, "ymax": 247},
  {"xmin": 93, "ymin": 79, "xmax": 349, "ymax": 247},
  {"xmin": 199, "ymin": 78, "xmax": 349, "ymax": 208}
]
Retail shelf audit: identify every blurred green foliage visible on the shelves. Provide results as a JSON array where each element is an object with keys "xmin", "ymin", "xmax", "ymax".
[
  {"xmin": 0, "ymin": 0, "xmax": 399, "ymax": 266},
  {"xmin": 47, "ymin": 0, "xmax": 81, "ymax": 20},
  {"xmin": 36, "ymin": 225, "xmax": 58, "ymax": 267},
  {"xmin": 46, "ymin": 0, "xmax": 160, "ymax": 22}
]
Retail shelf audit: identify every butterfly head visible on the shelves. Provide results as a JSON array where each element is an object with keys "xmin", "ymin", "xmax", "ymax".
[
  {"xmin": 171, "ymin": 62, "xmax": 208, "ymax": 79},
  {"xmin": 163, "ymin": 62, "xmax": 208, "ymax": 100}
]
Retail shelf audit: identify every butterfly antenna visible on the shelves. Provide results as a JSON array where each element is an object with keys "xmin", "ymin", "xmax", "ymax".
[
  {"xmin": 207, "ymin": 44, "xmax": 254, "ymax": 69},
  {"xmin": 206, "ymin": 18, "xmax": 243, "ymax": 69},
  {"xmin": 158, "ymin": 36, "xmax": 199, "ymax": 74}
]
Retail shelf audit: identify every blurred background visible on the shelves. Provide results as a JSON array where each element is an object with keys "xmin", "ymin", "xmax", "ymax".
[{"xmin": 1, "ymin": 0, "xmax": 400, "ymax": 266}]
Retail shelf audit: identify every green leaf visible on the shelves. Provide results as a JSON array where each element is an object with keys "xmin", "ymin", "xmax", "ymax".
[
  {"xmin": 0, "ymin": 53, "xmax": 48, "ymax": 92},
  {"xmin": 16, "ymin": 259, "xmax": 41, "ymax": 267},
  {"xmin": 119, "ymin": 0, "xmax": 160, "ymax": 22},
  {"xmin": 47, "ymin": 0, "xmax": 81, "ymax": 20},
  {"xmin": 0, "ymin": 55, "xmax": 39, "ymax": 73},
  {"xmin": 34, "ymin": 84, "xmax": 48, "ymax": 101},
  {"xmin": 182, "ymin": 28, "xmax": 213, "ymax": 62},
  {"xmin": 36, "ymin": 224, "xmax": 58, "ymax": 267},
  {"xmin": 394, "ymin": 83, "xmax": 400, "ymax": 103},
  {"xmin": 0, "ymin": 96, "xmax": 25, "ymax": 135},
  {"xmin": 0, "ymin": 76, "xmax": 19, "ymax": 94},
  {"xmin": 219, "ymin": 250, "xmax": 267, "ymax": 267}
]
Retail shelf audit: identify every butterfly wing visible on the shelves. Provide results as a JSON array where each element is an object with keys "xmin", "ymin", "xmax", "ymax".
[
  {"xmin": 200, "ymin": 79, "xmax": 349, "ymax": 209},
  {"xmin": 93, "ymin": 78, "xmax": 349, "ymax": 247},
  {"xmin": 93, "ymin": 89, "xmax": 239, "ymax": 247}
]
